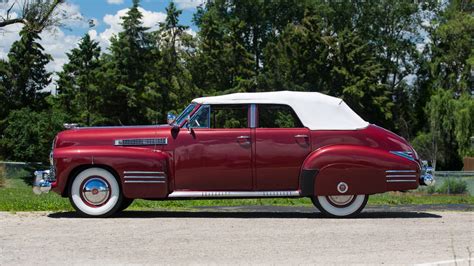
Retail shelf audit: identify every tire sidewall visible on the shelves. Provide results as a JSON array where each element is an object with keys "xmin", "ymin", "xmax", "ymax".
[
  {"xmin": 313, "ymin": 194, "xmax": 368, "ymax": 218},
  {"xmin": 69, "ymin": 167, "xmax": 122, "ymax": 217}
]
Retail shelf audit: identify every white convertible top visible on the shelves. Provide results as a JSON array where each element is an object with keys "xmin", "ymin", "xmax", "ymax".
[{"xmin": 193, "ymin": 91, "xmax": 369, "ymax": 130}]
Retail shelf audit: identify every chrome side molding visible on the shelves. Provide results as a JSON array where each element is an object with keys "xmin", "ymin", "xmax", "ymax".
[
  {"xmin": 168, "ymin": 190, "xmax": 301, "ymax": 198},
  {"xmin": 114, "ymin": 138, "xmax": 168, "ymax": 146}
]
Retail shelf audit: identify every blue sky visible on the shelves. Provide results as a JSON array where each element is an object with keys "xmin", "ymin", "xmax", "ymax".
[
  {"xmin": 67, "ymin": 0, "xmax": 200, "ymax": 36},
  {"xmin": 0, "ymin": 0, "xmax": 203, "ymax": 90}
]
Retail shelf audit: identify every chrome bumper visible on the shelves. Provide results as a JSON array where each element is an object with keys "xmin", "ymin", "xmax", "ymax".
[
  {"xmin": 33, "ymin": 170, "xmax": 53, "ymax": 195},
  {"xmin": 420, "ymin": 161, "xmax": 435, "ymax": 186}
]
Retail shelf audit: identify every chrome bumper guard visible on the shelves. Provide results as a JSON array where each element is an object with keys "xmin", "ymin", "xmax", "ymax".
[
  {"xmin": 33, "ymin": 170, "xmax": 53, "ymax": 195},
  {"xmin": 420, "ymin": 161, "xmax": 435, "ymax": 186}
]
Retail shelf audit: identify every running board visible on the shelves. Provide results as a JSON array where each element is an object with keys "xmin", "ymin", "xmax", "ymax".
[{"xmin": 168, "ymin": 190, "xmax": 301, "ymax": 198}]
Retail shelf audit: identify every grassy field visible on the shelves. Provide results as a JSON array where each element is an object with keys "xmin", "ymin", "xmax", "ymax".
[{"xmin": 0, "ymin": 168, "xmax": 473, "ymax": 212}]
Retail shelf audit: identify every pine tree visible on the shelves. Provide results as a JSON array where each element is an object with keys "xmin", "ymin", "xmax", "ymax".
[
  {"xmin": 145, "ymin": 1, "xmax": 198, "ymax": 123},
  {"xmin": 56, "ymin": 33, "xmax": 103, "ymax": 126},
  {"xmin": 101, "ymin": 0, "xmax": 152, "ymax": 125},
  {"xmin": 5, "ymin": 27, "xmax": 51, "ymax": 112}
]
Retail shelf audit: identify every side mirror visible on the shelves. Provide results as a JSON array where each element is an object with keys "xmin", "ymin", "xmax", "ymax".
[{"xmin": 167, "ymin": 112, "xmax": 177, "ymax": 125}]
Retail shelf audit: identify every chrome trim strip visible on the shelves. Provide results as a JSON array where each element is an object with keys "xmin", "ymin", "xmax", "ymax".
[
  {"xmin": 386, "ymin": 180, "xmax": 417, "ymax": 183},
  {"xmin": 124, "ymin": 176, "xmax": 166, "ymax": 179},
  {"xmin": 123, "ymin": 171, "xmax": 165, "ymax": 175},
  {"xmin": 385, "ymin": 170, "xmax": 416, "ymax": 173},
  {"xmin": 168, "ymin": 190, "xmax": 301, "ymax": 198},
  {"xmin": 386, "ymin": 175, "xmax": 417, "ymax": 178},
  {"xmin": 390, "ymin": 151, "xmax": 415, "ymax": 161},
  {"xmin": 115, "ymin": 138, "xmax": 168, "ymax": 146},
  {"xmin": 124, "ymin": 180, "xmax": 166, "ymax": 184},
  {"xmin": 250, "ymin": 104, "xmax": 256, "ymax": 128}
]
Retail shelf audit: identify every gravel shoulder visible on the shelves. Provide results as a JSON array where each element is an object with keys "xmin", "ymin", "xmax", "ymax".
[{"xmin": 0, "ymin": 206, "xmax": 473, "ymax": 265}]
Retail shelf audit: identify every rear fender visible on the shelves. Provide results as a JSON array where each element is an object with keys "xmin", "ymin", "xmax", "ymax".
[
  {"xmin": 301, "ymin": 145, "xmax": 420, "ymax": 196},
  {"xmin": 53, "ymin": 146, "xmax": 170, "ymax": 199}
]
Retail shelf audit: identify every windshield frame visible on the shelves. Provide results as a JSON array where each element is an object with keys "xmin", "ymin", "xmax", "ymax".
[{"xmin": 174, "ymin": 103, "xmax": 198, "ymax": 127}]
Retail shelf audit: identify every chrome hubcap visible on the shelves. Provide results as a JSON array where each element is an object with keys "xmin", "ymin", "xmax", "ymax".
[
  {"xmin": 327, "ymin": 195, "xmax": 354, "ymax": 206},
  {"xmin": 81, "ymin": 177, "xmax": 110, "ymax": 206}
]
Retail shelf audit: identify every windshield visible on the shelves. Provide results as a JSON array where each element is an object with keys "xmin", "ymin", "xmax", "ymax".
[{"xmin": 174, "ymin": 103, "xmax": 196, "ymax": 126}]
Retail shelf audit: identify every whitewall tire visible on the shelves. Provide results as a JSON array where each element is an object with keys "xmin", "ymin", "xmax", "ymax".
[
  {"xmin": 312, "ymin": 194, "xmax": 368, "ymax": 217},
  {"xmin": 69, "ymin": 167, "xmax": 123, "ymax": 217}
]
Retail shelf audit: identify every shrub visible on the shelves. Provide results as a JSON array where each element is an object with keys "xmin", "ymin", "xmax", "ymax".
[
  {"xmin": 0, "ymin": 164, "xmax": 6, "ymax": 188},
  {"xmin": 436, "ymin": 178, "xmax": 469, "ymax": 194}
]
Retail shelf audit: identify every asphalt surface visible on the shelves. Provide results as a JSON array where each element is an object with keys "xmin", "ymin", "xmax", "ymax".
[{"xmin": 0, "ymin": 205, "xmax": 473, "ymax": 265}]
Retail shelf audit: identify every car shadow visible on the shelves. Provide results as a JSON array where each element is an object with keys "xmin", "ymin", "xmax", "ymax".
[{"xmin": 47, "ymin": 210, "xmax": 442, "ymax": 219}]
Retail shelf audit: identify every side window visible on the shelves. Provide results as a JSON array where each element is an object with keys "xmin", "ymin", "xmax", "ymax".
[
  {"xmin": 189, "ymin": 105, "xmax": 210, "ymax": 128},
  {"xmin": 258, "ymin": 104, "xmax": 303, "ymax": 128},
  {"xmin": 211, "ymin": 105, "xmax": 248, "ymax": 128},
  {"xmin": 189, "ymin": 105, "xmax": 248, "ymax": 129}
]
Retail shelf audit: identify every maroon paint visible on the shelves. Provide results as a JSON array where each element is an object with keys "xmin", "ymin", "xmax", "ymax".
[
  {"xmin": 255, "ymin": 128, "xmax": 311, "ymax": 190},
  {"xmin": 51, "ymin": 120, "xmax": 420, "ymax": 199}
]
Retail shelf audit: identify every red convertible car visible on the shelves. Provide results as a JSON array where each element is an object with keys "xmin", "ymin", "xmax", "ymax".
[{"xmin": 33, "ymin": 91, "xmax": 434, "ymax": 217}]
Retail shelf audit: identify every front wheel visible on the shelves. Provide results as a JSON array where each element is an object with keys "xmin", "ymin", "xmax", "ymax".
[
  {"xmin": 312, "ymin": 194, "xmax": 368, "ymax": 218},
  {"xmin": 69, "ymin": 167, "xmax": 123, "ymax": 217}
]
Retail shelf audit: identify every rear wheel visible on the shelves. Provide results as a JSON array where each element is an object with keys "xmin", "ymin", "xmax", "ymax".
[
  {"xmin": 312, "ymin": 194, "xmax": 368, "ymax": 218},
  {"xmin": 69, "ymin": 167, "xmax": 123, "ymax": 218}
]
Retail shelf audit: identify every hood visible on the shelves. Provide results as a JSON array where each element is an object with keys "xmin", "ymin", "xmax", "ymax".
[{"xmin": 55, "ymin": 125, "xmax": 172, "ymax": 149}]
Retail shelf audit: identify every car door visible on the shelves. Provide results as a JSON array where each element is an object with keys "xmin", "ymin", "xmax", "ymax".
[
  {"xmin": 255, "ymin": 104, "xmax": 311, "ymax": 190},
  {"xmin": 174, "ymin": 104, "xmax": 253, "ymax": 191}
]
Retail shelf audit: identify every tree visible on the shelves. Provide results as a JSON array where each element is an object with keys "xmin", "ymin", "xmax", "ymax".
[
  {"xmin": 262, "ymin": 13, "xmax": 392, "ymax": 125},
  {"xmin": 422, "ymin": 0, "xmax": 473, "ymax": 170},
  {"xmin": 0, "ymin": 0, "xmax": 65, "ymax": 32},
  {"xmin": 145, "ymin": 1, "xmax": 199, "ymax": 123},
  {"xmin": 56, "ymin": 33, "xmax": 104, "ymax": 126},
  {"xmin": 0, "ymin": 108, "xmax": 66, "ymax": 162},
  {"xmin": 4, "ymin": 27, "xmax": 51, "ymax": 112},
  {"xmin": 428, "ymin": 0, "xmax": 473, "ymax": 95},
  {"xmin": 100, "ymin": 0, "xmax": 152, "ymax": 125}
]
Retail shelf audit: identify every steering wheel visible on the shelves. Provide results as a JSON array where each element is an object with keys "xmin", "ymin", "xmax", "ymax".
[{"xmin": 194, "ymin": 119, "xmax": 201, "ymax": 127}]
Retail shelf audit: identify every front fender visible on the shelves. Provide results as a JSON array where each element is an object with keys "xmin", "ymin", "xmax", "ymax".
[
  {"xmin": 53, "ymin": 146, "xmax": 170, "ymax": 199},
  {"xmin": 301, "ymin": 145, "xmax": 420, "ymax": 196}
]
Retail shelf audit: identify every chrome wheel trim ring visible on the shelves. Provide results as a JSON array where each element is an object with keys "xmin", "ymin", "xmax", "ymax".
[
  {"xmin": 80, "ymin": 177, "xmax": 111, "ymax": 207},
  {"xmin": 326, "ymin": 195, "xmax": 355, "ymax": 208}
]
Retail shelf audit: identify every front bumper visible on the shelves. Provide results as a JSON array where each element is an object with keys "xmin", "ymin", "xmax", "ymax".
[
  {"xmin": 33, "ymin": 170, "xmax": 54, "ymax": 195},
  {"xmin": 420, "ymin": 161, "xmax": 435, "ymax": 186}
]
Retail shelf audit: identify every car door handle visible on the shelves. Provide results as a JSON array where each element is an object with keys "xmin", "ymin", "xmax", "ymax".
[
  {"xmin": 236, "ymin": 135, "xmax": 251, "ymax": 140},
  {"xmin": 294, "ymin": 134, "xmax": 308, "ymax": 138}
]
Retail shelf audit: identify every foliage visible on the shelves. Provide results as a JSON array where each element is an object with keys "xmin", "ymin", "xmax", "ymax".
[
  {"xmin": 435, "ymin": 178, "xmax": 469, "ymax": 194},
  {"xmin": 55, "ymin": 34, "xmax": 104, "ymax": 126},
  {"xmin": 0, "ymin": 164, "xmax": 6, "ymax": 188},
  {"xmin": 3, "ymin": 28, "xmax": 51, "ymax": 113},
  {"xmin": 99, "ymin": 0, "xmax": 153, "ymax": 125},
  {"xmin": 411, "ymin": 132, "xmax": 435, "ymax": 163},
  {"xmin": 0, "ymin": 0, "xmax": 67, "ymax": 32},
  {"xmin": 0, "ymin": 0, "xmax": 472, "ymax": 171},
  {"xmin": 0, "ymin": 108, "xmax": 66, "ymax": 162}
]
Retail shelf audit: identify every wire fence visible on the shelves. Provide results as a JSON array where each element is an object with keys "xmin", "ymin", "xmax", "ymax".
[{"xmin": 1, "ymin": 162, "xmax": 474, "ymax": 195}]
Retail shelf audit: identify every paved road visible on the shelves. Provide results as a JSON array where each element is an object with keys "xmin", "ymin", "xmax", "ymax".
[{"xmin": 0, "ymin": 207, "xmax": 473, "ymax": 265}]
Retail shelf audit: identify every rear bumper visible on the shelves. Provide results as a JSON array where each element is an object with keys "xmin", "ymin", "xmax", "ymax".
[{"xmin": 420, "ymin": 161, "xmax": 435, "ymax": 186}]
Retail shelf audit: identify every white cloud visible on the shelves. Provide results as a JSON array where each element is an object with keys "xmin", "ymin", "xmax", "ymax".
[
  {"xmin": 174, "ymin": 0, "xmax": 206, "ymax": 10},
  {"xmin": 94, "ymin": 7, "xmax": 166, "ymax": 48},
  {"xmin": 56, "ymin": 2, "xmax": 86, "ymax": 28},
  {"xmin": 107, "ymin": 0, "xmax": 124, "ymax": 4}
]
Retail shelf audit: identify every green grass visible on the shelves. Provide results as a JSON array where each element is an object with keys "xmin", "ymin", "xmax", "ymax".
[{"xmin": 0, "ymin": 169, "xmax": 472, "ymax": 212}]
